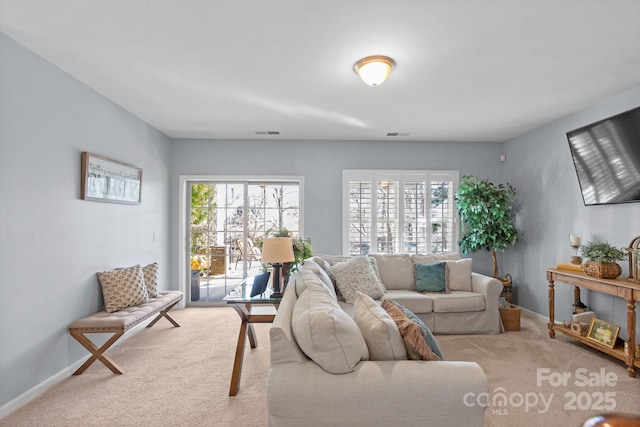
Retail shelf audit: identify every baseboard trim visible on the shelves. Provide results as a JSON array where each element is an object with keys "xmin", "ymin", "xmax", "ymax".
[
  {"xmin": 0, "ymin": 357, "xmax": 87, "ymax": 419},
  {"xmin": 519, "ymin": 305, "xmax": 550, "ymax": 323},
  {"xmin": 0, "ymin": 317, "xmax": 154, "ymax": 419}
]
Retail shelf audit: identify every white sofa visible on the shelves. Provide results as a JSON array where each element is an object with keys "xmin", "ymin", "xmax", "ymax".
[
  {"xmin": 267, "ymin": 253, "xmax": 492, "ymax": 427},
  {"xmin": 316, "ymin": 253, "xmax": 504, "ymax": 334}
]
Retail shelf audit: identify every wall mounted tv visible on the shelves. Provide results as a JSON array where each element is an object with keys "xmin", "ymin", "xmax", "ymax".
[{"xmin": 566, "ymin": 105, "xmax": 640, "ymax": 206}]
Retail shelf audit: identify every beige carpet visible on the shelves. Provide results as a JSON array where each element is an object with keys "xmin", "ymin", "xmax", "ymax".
[{"xmin": 1, "ymin": 307, "xmax": 639, "ymax": 427}]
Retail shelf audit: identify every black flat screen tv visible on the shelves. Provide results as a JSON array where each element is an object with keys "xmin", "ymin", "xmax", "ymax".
[{"xmin": 566, "ymin": 105, "xmax": 640, "ymax": 206}]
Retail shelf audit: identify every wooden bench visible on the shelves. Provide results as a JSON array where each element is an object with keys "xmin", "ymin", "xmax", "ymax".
[{"xmin": 69, "ymin": 290, "xmax": 183, "ymax": 375}]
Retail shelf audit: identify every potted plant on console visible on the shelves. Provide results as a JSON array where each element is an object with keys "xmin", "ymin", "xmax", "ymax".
[
  {"xmin": 454, "ymin": 175, "xmax": 520, "ymax": 283},
  {"xmin": 579, "ymin": 241, "xmax": 627, "ymax": 279}
]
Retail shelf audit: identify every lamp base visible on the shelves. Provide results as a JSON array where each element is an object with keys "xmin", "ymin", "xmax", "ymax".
[{"xmin": 271, "ymin": 263, "xmax": 283, "ymax": 299}]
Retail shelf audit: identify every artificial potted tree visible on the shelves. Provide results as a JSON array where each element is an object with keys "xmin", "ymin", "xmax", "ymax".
[
  {"xmin": 454, "ymin": 175, "xmax": 520, "ymax": 282},
  {"xmin": 579, "ymin": 241, "xmax": 627, "ymax": 279}
]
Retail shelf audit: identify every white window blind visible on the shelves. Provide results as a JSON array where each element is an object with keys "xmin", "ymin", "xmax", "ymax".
[{"xmin": 343, "ymin": 170, "xmax": 459, "ymax": 255}]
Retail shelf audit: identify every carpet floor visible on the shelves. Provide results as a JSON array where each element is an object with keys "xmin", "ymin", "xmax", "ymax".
[{"xmin": 1, "ymin": 307, "xmax": 639, "ymax": 427}]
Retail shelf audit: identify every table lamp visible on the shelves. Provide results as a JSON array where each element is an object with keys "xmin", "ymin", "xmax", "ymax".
[{"xmin": 261, "ymin": 237, "xmax": 295, "ymax": 298}]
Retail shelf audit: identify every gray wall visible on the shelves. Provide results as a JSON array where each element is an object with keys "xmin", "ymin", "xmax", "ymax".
[
  {"xmin": 0, "ymin": 33, "xmax": 172, "ymax": 410},
  {"xmin": 169, "ymin": 138, "xmax": 505, "ymax": 280},
  {"xmin": 502, "ymin": 86, "xmax": 640, "ymax": 339}
]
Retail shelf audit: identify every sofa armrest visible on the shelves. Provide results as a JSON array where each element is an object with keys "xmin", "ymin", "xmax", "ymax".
[
  {"xmin": 267, "ymin": 360, "xmax": 488, "ymax": 427},
  {"xmin": 471, "ymin": 272, "xmax": 503, "ymax": 309}
]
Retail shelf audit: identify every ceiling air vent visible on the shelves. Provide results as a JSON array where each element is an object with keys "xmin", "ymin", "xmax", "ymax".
[
  {"xmin": 386, "ymin": 132, "xmax": 412, "ymax": 137},
  {"xmin": 255, "ymin": 131, "xmax": 280, "ymax": 135}
]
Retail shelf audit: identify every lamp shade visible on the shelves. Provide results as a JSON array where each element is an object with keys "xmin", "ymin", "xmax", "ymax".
[
  {"xmin": 261, "ymin": 237, "xmax": 295, "ymax": 264},
  {"xmin": 353, "ymin": 55, "xmax": 396, "ymax": 87}
]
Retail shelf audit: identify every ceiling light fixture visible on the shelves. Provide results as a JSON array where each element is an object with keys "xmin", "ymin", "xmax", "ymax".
[{"xmin": 353, "ymin": 55, "xmax": 396, "ymax": 87}]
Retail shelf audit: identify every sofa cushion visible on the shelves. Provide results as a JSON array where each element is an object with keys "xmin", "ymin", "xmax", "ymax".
[
  {"xmin": 381, "ymin": 290, "xmax": 434, "ymax": 314},
  {"xmin": 97, "ymin": 265, "xmax": 149, "ymax": 313},
  {"xmin": 381, "ymin": 299, "xmax": 441, "ymax": 361},
  {"xmin": 292, "ymin": 280, "xmax": 369, "ymax": 374},
  {"xmin": 299, "ymin": 261, "xmax": 337, "ymax": 300},
  {"xmin": 369, "ymin": 254, "xmax": 414, "ymax": 290},
  {"xmin": 313, "ymin": 254, "xmax": 351, "ymax": 266},
  {"xmin": 411, "ymin": 252, "xmax": 461, "ymax": 265},
  {"xmin": 142, "ymin": 262, "xmax": 159, "ymax": 298},
  {"xmin": 383, "ymin": 299, "xmax": 444, "ymax": 360},
  {"xmin": 446, "ymin": 258, "xmax": 473, "ymax": 291},
  {"xmin": 331, "ymin": 256, "xmax": 385, "ymax": 304},
  {"xmin": 415, "ymin": 262, "xmax": 447, "ymax": 293},
  {"xmin": 430, "ymin": 291, "xmax": 486, "ymax": 313},
  {"xmin": 354, "ymin": 292, "xmax": 407, "ymax": 361}
]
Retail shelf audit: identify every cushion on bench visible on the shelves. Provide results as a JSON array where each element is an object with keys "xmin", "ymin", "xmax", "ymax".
[{"xmin": 70, "ymin": 291, "xmax": 183, "ymax": 332}]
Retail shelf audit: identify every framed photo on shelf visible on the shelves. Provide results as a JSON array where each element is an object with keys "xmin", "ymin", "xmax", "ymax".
[
  {"xmin": 586, "ymin": 318, "xmax": 620, "ymax": 348},
  {"xmin": 81, "ymin": 152, "xmax": 142, "ymax": 204}
]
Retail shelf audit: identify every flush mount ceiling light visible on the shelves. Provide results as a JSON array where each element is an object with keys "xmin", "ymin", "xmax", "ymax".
[{"xmin": 353, "ymin": 55, "xmax": 396, "ymax": 87}]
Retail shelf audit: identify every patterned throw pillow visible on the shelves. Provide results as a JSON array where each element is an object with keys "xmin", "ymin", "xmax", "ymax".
[
  {"xmin": 381, "ymin": 299, "xmax": 441, "ymax": 361},
  {"xmin": 384, "ymin": 299, "xmax": 444, "ymax": 360},
  {"xmin": 142, "ymin": 262, "xmax": 159, "ymax": 298},
  {"xmin": 330, "ymin": 256, "xmax": 385, "ymax": 304},
  {"xmin": 97, "ymin": 265, "xmax": 149, "ymax": 313}
]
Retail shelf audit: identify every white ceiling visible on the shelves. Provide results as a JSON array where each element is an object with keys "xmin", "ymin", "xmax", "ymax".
[{"xmin": 2, "ymin": 0, "xmax": 640, "ymax": 142}]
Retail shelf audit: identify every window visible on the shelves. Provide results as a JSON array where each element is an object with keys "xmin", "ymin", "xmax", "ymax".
[
  {"xmin": 185, "ymin": 177, "xmax": 303, "ymax": 303},
  {"xmin": 343, "ymin": 170, "xmax": 459, "ymax": 255}
]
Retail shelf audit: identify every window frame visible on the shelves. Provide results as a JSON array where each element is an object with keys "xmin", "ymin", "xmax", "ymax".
[
  {"xmin": 179, "ymin": 175, "xmax": 304, "ymax": 305},
  {"xmin": 342, "ymin": 169, "xmax": 459, "ymax": 256}
]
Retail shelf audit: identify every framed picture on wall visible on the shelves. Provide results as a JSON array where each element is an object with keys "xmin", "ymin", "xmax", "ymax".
[{"xmin": 81, "ymin": 152, "xmax": 142, "ymax": 204}]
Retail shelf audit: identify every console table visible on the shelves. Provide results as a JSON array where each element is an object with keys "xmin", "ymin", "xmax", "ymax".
[{"xmin": 546, "ymin": 268, "xmax": 640, "ymax": 377}]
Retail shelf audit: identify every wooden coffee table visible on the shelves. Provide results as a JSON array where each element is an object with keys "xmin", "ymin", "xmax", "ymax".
[{"xmin": 223, "ymin": 283, "xmax": 281, "ymax": 396}]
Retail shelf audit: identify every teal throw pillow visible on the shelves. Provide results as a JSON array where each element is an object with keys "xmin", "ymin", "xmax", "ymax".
[
  {"xmin": 415, "ymin": 262, "xmax": 446, "ymax": 293},
  {"xmin": 384, "ymin": 299, "xmax": 445, "ymax": 360}
]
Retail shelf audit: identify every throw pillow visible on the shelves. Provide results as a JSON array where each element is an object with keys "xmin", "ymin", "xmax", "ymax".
[
  {"xmin": 415, "ymin": 262, "xmax": 447, "ymax": 293},
  {"xmin": 142, "ymin": 262, "xmax": 159, "ymax": 298},
  {"xmin": 292, "ymin": 280, "xmax": 369, "ymax": 373},
  {"xmin": 354, "ymin": 292, "xmax": 406, "ymax": 360},
  {"xmin": 97, "ymin": 265, "xmax": 149, "ymax": 313},
  {"xmin": 369, "ymin": 254, "xmax": 414, "ymax": 290},
  {"xmin": 250, "ymin": 271, "xmax": 270, "ymax": 297},
  {"xmin": 446, "ymin": 258, "xmax": 473, "ymax": 291},
  {"xmin": 381, "ymin": 299, "xmax": 441, "ymax": 361},
  {"xmin": 301, "ymin": 260, "xmax": 337, "ymax": 299},
  {"xmin": 366, "ymin": 256, "xmax": 386, "ymax": 292},
  {"xmin": 383, "ymin": 299, "xmax": 444, "ymax": 360},
  {"xmin": 330, "ymin": 256, "xmax": 385, "ymax": 304}
]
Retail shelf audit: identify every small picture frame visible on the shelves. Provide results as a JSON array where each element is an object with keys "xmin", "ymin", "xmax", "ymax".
[
  {"xmin": 81, "ymin": 152, "xmax": 142, "ymax": 204},
  {"xmin": 586, "ymin": 318, "xmax": 620, "ymax": 348}
]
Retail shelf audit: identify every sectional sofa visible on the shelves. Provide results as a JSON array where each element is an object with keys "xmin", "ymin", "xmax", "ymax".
[{"xmin": 267, "ymin": 252, "xmax": 501, "ymax": 426}]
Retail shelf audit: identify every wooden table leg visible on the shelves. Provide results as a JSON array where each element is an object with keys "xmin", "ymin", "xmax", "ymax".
[
  {"xmin": 229, "ymin": 318, "xmax": 249, "ymax": 396},
  {"xmin": 627, "ymin": 299, "xmax": 637, "ymax": 378},
  {"xmin": 548, "ymin": 279, "xmax": 555, "ymax": 338},
  {"xmin": 247, "ymin": 324, "xmax": 258, "ymax": 348},
  {"xmin": 227, "ymin": 302, "xmax": 277, "ymax": 396}
]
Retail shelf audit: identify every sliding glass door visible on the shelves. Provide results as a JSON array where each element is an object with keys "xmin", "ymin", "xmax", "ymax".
[{"xmin": 188, "ymin": 179, "xmax": 301, "ymax": 304}]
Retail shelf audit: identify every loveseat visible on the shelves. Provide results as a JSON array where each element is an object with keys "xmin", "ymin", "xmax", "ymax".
[{"xmin": 267, "ymin": 253, "xmax": 493, "ymax": 426}]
